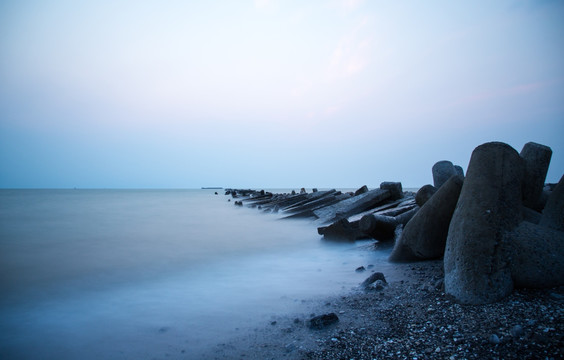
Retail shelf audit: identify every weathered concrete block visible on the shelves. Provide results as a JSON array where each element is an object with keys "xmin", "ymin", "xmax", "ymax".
[
  {"xmin": 415, "ymin": 184, "xmax": 437, "ymax": 207},
  {"xmin": 507, "ymin": 221, "xmax": 564, "ymax": 288},
  {"xmin": 432, "ymin": 160, "xmax": 456, "ymax": 189},
  {"xmin": 520, "ymin": 142, "xmax": 552, "ymax": 209},
  {"xmin": 379, "ymin": 182, "xmax": 403, "ymax": 200},
  {"xmin": 444, "ymin": 142, "xmax": 524, "ymax": 304},
  {"xmin": 389, "ymin": 174, "xmax": 463, "ymax": 262},
  {"xmin": 359, "ymin": 214, "xmax": 398, "ymax": 240},
  {"xmin": 454, "ymin": 165, "xmax": 464, "ymax": 178},
  {"xmin": 539, "ymin": 174, "xmax": 564, "ymax": 231}
]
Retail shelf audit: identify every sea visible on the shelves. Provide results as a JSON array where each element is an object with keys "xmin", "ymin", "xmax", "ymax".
[{"xmin": 0, "ymin": 189, "xmax": 397, "ymax": 359}]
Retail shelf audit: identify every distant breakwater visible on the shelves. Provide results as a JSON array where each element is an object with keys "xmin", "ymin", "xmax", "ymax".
[{"xmin": 224, "ymin": 141, "xmax": 564, "ymax": 305}]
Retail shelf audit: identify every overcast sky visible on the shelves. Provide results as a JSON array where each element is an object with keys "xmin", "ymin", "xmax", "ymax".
[{"xmin": 1, "ymin": 0, "xmax": 563, "ymax": 189}]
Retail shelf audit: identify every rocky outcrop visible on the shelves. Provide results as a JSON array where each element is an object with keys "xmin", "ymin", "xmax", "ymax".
[{"xmin": 415, "ymin": 184, "xmax": 437, "ymax": 207}]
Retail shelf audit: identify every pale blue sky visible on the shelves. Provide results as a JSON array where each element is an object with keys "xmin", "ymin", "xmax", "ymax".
[{"xmin": 1, "ymin": 0, "xmax": 563, "ymax": 188}]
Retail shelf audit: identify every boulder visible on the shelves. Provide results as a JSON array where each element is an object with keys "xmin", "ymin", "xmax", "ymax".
[
  {"xmin": 539, "ymin": 174, "xmax": 564, "ymax": 231},
  {"xmin": 389, "ymin": 174, "xmax": 463, "ymax": 262},
  {"xmin": 507, "ymin": 221, "xmax": 564, "ymax": 288},
  {"xmin": 444, "ymin": 142, "xmax": 524, "ymax": 304},
  {"xmin": 415, "ymin": 184, "xmax": 437, "ymax": 207},
  {"xmin": 520, "ymin": 142, "xmax": 552, "ymax": 210},
  {"xmin": 432, "ymin": 160, "xmax": 456, "ymax": 189}
]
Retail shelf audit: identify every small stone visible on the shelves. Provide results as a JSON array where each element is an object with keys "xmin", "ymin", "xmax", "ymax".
[
  {"xmin": 308, "ymin": 313, "xmax": 339, "ymax": 330},
  {"xmin": 511, "ymin": 325, "xmax": 524, "ymax": 338},
  {"xmin": 271, "ymin": 321, "xmax": 277, "ymax": 326},
  {"xmin": 356, "ymin": 266, "xmax": 366, "ymax": 272},
  {"xmin": 489, "ymin": 334, "xmax": 500, "ymax": 344}
]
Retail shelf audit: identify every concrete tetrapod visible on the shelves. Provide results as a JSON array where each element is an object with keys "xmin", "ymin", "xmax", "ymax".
[
  {"xmin": 444, "ymin": 142, "xmax": 524, "ymax": 305},
  {"xmin": 389, "ymin": 174, "xmax": 463, "ymax": 262}
]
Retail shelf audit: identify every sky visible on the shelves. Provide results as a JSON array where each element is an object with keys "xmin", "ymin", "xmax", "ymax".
[{"xmin": 1, "ymin": 0, "xmax": 563, "ymax": 189}]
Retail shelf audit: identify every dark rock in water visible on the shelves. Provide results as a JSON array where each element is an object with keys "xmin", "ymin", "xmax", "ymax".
[
  {"xmin": 444, "ymin": 142, "xmax": 523, "ymax": 305},
  {"xmin": 234, "ymin": 201, "xmax": 243, "ymax": 206},
  {"xmin": 308, "ymin": 313, "xmax": 339, "ymax": 330},
  {"xmin": 520, "ymin": 142, "xmax": 552, "ymax": 210},
  {"xmin": 318, "ymin": 218, "xmax": 366, "ymax": 241},
  {"xmin": 379, "ymin": 182, "xmax": 403, "ymax": 200},
  {"xmin": 359, "ymin": 214, "xmax": 397, "ymax": 240},
  {"xmin": 415, "ymin": 184, "xmax": 437, "ymax": 207},
  {"xmin": 361, "ymin": 272, "xmax": 387, "ymax": 288},
  {"xmin": 432, "ymin": 161, "xmax": 456, "ymax": 189},
  {"xmin": 300, "ymin": 188, "xmax": 306, "ymax": 194},
  {"xmin": 355, "ymin": 266, "xmax": 366, "ymax": 272},
  {"xmin": 312, "ymin": 188, "xmax": 318, "ymax": 192},
  {"xmin": 507, "ymin": 221, "xmax": 564, "ymax": 288},
  {"xmin": 540, "ymin": 174, "xmax": 564, "ymax": 231},
  {"xmin": 390, "ymin": 175, "xmax": 463, "ymax": 262},
  {"xmin": 354, "ymin": 185, "xmax": 369, "ymax": 196}
]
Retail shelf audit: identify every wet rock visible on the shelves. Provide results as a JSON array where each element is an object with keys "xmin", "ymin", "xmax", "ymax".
[
  {"xmin": 444, "ymin": 142, "xmax": 523, "ymax": 304},
  {"xmin": 355, "ymin": 266, "xmax": 366, "ymax": 272},
  {"xmin": 489, "ymin": 334, "xmax": 500, "ymax": 345},
  {"xmin": 359, "ymin": 214, "xmax": 398, "ymax": 240},
  {"xmin": 308, "ymin": 313, "xmax": 339, "ymax": 330},
  {"xmin": 361, "ymin": 272, "xmax": 387, "ymax": 289}
]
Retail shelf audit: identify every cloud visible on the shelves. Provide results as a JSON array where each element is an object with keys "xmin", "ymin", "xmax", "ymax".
[{"xmin": 338, "ymin": 0, "xmax": 365, "ymax": 12}]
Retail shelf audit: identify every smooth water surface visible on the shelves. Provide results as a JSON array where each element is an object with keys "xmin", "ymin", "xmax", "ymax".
[{"xmin": 0, "ymin": 189, "xmax": 393, "ymax": 359}]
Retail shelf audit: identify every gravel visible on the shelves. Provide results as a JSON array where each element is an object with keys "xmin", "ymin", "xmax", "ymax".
[{"xmin": 204, "ymin": 260, "xmax": 564, "ymax": 359}]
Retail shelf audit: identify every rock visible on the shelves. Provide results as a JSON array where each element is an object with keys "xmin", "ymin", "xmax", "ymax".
[
  {"xmin": 317, "ymin": 218, "xmax": 366, "ymax": 241},
  {"xmin": 366, "ymin": 279, "xmax": 385, "ymax": 291},
  {"xmin": 308, "ymin": 313, "xmax": 339, "ymax": 330},
  {"xmin": 415, "ymin": 184, "xmax": 437, "ymax": 207},
  {"xmin": 355, "ymin": 266, "xmax": 366, "ymax": 272},
  {"xmin": 359, "ymin": 214, "xmax": 398, "ymax": 240},
  {"xmin": 300, "ymin": 188, "xmax": 306, "ymax": 194},
  {"xmin": 444, "ymin": 142, "xmax": 524, "ymax": 304},
  {"xmin": 432, "ymin": 160, "xmax": 456, "ymax": 189},
  {"xmin": 539, "ymin": 174, "xmax": 564, "ymax": 231},
  {"xmin": 354, "ymin": 185, "xmax": 369, "ymax": 196},
  {"xmin": 520, "ymin": 142, "xmax": 552, "ymax": 209},
  {"xmin": 393, "ymin": 206, "xmax": 419, "ymax": 225},
  {"xmin": 511, "ymin": 325, "xmax": 524, "ymax": 338},
  {"xmin": 361, "ymin": 272, "xmax": 387, "ymax": 288},
  {"xmin": 379, "ymin": 182, "xmax": 403, "ymax": 200},
  {"xmin": 389, "ymin": 174, "xmax": 463, "ymax": 262},
  {"xmin": 312, "ymin": 188, "xmax": 318, "ymax": 192},
  {"xmin": 489, "ymin": 334, "xmax": 500, "ymax": 345},
  {"xmin": 507, "ymin": 221, "xmax": 564, "ymax": 288}
]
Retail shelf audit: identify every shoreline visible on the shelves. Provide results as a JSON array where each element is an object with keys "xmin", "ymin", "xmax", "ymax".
[{"xmin": 203, "ymin": 258, "xmax": 563, "ymax": 359}]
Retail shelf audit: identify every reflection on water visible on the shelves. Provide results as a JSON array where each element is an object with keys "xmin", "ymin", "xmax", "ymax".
[{"xmin": 0, "ymin": 190, "xmax": 394, "ymax": 359}]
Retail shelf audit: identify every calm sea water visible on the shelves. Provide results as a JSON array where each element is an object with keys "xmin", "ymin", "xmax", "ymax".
[{"xmin": 0, "ymin": 189, "xmax": 395, "ymax": 359}]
